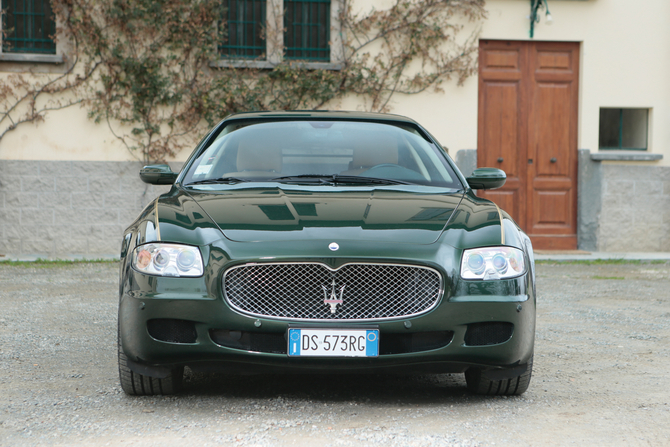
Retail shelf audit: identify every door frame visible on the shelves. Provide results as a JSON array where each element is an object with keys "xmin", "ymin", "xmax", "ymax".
[{"xmin": 477, "ymin": 39, "xmax": 580, "ymax": 250}]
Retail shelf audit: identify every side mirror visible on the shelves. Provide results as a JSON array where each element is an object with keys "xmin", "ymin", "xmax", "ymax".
[
  {"xmin": 466, "ymin": 168, "xmax": 506, "ymax": 190},
  {"xmin": 140, "ymin": 164, "xmax": 178, "ymax": 185}
]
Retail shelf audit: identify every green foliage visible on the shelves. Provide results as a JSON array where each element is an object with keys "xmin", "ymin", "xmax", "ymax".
[
  {"xmin": 590, "ymin": 276, "xmax": 626, "ymax": 280},
  {"xmin": 0, "ymin": 258, "xmax": 118, "ymax": 268},
  {"xmin": 0, "ymin": 0, "xmax": 487, "ymax": 162},
  {"xmin": 70, "ymin": 0, "xmax": 226, "ymax": 160},
  {"xmin": 536, "ymin": 259, "xmax": 669, "ymax": 265}
]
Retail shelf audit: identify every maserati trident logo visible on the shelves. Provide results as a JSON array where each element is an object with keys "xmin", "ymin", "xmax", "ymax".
[{"xmin": 322, "ymin": 278, "xmax": 345, "ymax": 314}]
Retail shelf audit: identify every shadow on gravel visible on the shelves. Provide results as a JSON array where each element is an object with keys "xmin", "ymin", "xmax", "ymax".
[{"xmin": 181, "ymin": 370, "xmax": 473, "ymax": 404}]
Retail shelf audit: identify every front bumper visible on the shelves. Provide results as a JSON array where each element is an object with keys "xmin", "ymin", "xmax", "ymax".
[{"xmin": 119, "ymin": 270, "xmax": 535, "ymax": 377}]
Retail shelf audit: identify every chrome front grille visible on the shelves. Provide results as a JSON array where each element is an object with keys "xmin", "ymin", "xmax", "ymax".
[{"xmin": 223, "ymin": 263, "xmax": 442, "ymax": 321}]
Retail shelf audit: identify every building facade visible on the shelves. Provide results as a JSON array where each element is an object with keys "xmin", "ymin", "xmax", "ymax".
[{"xmin": 1, "ymin": 0, "xmax": 668, "ymax": 257}]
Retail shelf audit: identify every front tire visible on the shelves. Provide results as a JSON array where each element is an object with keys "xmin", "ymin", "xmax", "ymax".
[
  {"xmin": 465, "ymin": 356, "xmax": 533, "ymax": 396},
  {"xmin": 118, "ymin": 334, "xmax": 183, "ymax": 395}
]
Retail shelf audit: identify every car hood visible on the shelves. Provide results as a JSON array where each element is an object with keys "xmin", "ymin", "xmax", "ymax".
[
  {"xmin": 186, "ymin": 185, "xmax": 465, "ymax": 245},
  {"xmin": 151, "ymin": 185, "xmax": 506, "ymax": 249},
  {"xmin": 153, "ymin": 183, "xmax": 502, "ymax": 246}
]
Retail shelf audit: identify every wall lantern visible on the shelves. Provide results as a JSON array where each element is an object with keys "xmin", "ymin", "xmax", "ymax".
[{"xmin": 529, "ymin": 0, "xmax": 553, "ymax": 38}]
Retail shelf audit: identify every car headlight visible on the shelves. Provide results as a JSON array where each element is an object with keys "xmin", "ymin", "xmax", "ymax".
[
  {"xmin": 131, "ymin": 243, "xmax": 204, "ymax": 277},
  {"xmin": 460, "ymin": 247, "xmax": 526, "ymax": 280}
]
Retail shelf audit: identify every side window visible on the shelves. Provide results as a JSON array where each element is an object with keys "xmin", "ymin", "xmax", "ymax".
[{"xmin": 1, "ymin": 0, "xmax": 56, "ymax": 55}]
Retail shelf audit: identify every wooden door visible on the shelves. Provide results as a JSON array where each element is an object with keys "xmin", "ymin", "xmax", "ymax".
[{"xmin": 478, "ymin": 40, "xmax": 579, "ymax": 250}]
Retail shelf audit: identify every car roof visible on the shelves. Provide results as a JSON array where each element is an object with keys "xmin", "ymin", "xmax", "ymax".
[{"xmin": 221, "ymin": 110, "xmax": 420, "ymax": 125}]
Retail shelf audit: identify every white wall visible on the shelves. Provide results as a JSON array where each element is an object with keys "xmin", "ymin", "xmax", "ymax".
[
  {"xmin": 0, "ymin": 96, "xmax": 132, "ymax": 161},
  {"xmin": 1, "ymin": 0, "xmax": 668, "ymax": 166},
  {"xmin": 394, "ymin": 0, "xmax": 670, "ymax": 166}
]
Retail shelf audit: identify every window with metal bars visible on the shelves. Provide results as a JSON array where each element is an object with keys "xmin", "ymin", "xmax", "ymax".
[
  {"xmin": 216, "ymin": 0, "xmax": 335, "ymax": 66},
  {"xmin": 284, "ymin": 0, "xmax": 330, "ymax": 61},
  {"xmin": 219, "ymin": 0, "xmax": 267, "ymax": 58},
  {"xmin": 1, "ymin": 0, "xmax": 56, "ymax": 54}
]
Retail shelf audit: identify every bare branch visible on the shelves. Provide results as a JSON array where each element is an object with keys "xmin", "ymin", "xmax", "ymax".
[{"xmin": 0, "ymin": 0, "xmax": 486, "ymax": 162}]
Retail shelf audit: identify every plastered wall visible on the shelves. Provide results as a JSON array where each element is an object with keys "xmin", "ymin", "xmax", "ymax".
[{"xmin": 1, "ymin": 0, "xmax": 667, "ymax": 165}]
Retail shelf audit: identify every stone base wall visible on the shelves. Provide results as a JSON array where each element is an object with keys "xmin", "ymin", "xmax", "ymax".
[
  {"xmin": 598, "ymin": 164, "xmax": 670, "ymax": 252},
  {"xmin": 456, "ymin": 149, "xmax": 670, "ymax": 252},
  {"xmin": 577, "ymin": 149, "xmax": 602, "ymax": 252},
  {"xmin": 0, "ymin": 160, "xmax": 179, "ymax": 258},
  {"xmin": 2, "ymin": 157, "xmax": 669, "ymax": 257}
]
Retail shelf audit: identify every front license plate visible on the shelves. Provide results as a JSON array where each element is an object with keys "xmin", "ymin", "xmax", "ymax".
[{"xmin": 288, "ymin": 328, "xmax": 379, "ymax": 357}]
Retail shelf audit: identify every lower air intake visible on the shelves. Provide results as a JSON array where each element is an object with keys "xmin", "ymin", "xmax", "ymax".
[
  {"xmin": 210, "ymin": 330, "xmax": 287, "ymax": 354},
  {"xmin": 380, "ymin": 331, "xmax": 454, "ymax": 355},
  {"xmin": 147, "ymin": 319, "xmax": 197, "ymax": 344},
  {"xmin": 464, "ymin": 322, "xmax": 514, "ymax": 346},
  {"xmin": 209, "ymin": 330, "xmax": 454, "ymax": 355}
]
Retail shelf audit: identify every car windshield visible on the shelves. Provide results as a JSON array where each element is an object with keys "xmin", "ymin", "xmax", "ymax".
[{"xmin": 182, "ymin": 120, "xmax": 462, "ymax": 188}]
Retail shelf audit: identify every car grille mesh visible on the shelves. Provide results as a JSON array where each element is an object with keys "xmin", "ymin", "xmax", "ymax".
[{"xmin": 224, "ymin": 263, "xmax": 441, "ymax": 321}]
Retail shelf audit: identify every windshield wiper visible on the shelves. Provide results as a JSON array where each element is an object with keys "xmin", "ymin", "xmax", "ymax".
[
  {"xmin": 271, "ymin": 174, "xmax": 411, "ymax": 185},
  {"xmin": 186, "ymin": 177, "xmax": 249, "ymax": 185},
  {"xmin": 333, "ymin": 175, "xmax": 412, "ymax": 185},
  {"xmin": 269, "ymin": 174, "xmax": 331, "ymax": 184}
]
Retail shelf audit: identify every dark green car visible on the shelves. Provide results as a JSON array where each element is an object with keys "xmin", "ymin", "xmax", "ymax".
[{"xmin": 118, "ymin": 111, "xmax": 535, "ymax": 396}]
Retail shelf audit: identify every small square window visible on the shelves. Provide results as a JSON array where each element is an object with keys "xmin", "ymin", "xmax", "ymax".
[
  {"xmin": 599, "ymin": 108, "xmax": 648, "ymax": 150},
  {"xmin": 1, "ymin": 0, "xmax": 56, "ymax": 55}
]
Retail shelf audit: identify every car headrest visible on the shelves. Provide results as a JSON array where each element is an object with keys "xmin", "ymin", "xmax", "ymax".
[
  {"xmin": 237, "ymin": 136, "xmax": 283, "ymax": 173},
  {"xmin": 350, "ymin": 133, "xmax": 398, "ymax": 169}
]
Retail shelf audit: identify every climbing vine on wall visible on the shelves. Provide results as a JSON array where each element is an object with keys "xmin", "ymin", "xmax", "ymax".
[{"xmin": 0, "ymin": 0, "xmax": 486, "ymax": 162}]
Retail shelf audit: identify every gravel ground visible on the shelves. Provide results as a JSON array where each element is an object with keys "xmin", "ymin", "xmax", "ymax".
[{"xmin": 0, "ymin": 261, "xmax": 669, "ymax": 446}]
